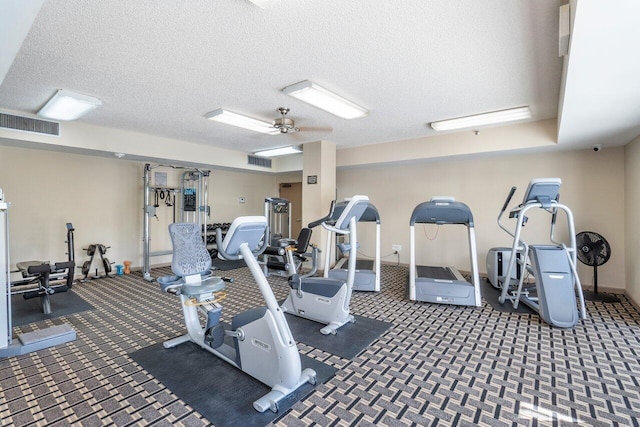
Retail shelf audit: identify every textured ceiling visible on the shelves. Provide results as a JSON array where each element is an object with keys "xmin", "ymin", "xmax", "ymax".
[
  {"xmin": 2, "ymin": 0, "xmax": 639, "ymax": 157},
  {"xmin": 0, "ymin": 0, "xmax": 563, "ymax": 154}
]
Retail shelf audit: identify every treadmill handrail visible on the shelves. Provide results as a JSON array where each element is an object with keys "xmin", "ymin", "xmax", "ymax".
[{"xmin": 308, "ymin": 200, "xmax": 336, "ymax": 229}]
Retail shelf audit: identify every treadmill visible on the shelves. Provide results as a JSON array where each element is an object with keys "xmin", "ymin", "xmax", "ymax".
[
  {"xmin": 324, "ymin": 201, "xmax": 381, "ymax": 292},
  {"xmin": 408, "ymin": 197, "xmax": 482, "ymax": 307}
]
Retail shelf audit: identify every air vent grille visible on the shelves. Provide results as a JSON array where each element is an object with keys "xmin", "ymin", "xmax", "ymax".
[
  {"xmin": 248, "ymin": 155, "xmax": 272, "ymax": 168},
  {"xmin": 0, "ymin": 113, "xmax": 60, "ymax": 136}
]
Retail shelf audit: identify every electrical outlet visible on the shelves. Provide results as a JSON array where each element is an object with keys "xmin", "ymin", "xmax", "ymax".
[{"xmin": 392, "ymin": 244, "xmax": 402, "ymax": 252}]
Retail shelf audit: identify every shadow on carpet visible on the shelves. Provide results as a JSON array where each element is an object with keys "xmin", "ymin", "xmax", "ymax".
[
  {"xmin": 211, "ymin": 258, "xmax": 246, "ymax": 271},
  {"xmin": 285, "ymin": 313, "xmax": 392, "ymax": 359},
  {"xmin": 130, "ymin": 341, "xmax": 336, "ymax": 427},
  {"xmin": 11, "ymin": 290, "xmax": 94, "ymax": 327},
  {"xmin": 480, "ymin": 278, "xmax": 535, "ymax": 314}
]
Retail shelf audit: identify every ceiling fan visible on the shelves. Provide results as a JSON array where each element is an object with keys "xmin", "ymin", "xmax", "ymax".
[
  {"xmin": 270, "ymin": 107, "xmax": 333, "ymax": 136},
  {"xmin": 272, "ymin": 107, "xmax": 299, "ymax": 134}
]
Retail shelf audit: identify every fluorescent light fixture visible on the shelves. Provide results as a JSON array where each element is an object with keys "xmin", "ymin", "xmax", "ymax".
[
  {"xmin": 430, "ymin": 106, "xmax": 531, "ymax": 132},
  {"xmin": 205, "ymin": 109, "xmax": 280, "ymax": 134},
  {"xmin": 37, "ymin": 89, "xmax": 102, "ymax": 121},
  {"xmin": 283, "ymin": 80, "xmax": 368, "ymax": 119},
  {"xmin": 254, "ymin": 145, "xmax": 302, "ymax": 157}
]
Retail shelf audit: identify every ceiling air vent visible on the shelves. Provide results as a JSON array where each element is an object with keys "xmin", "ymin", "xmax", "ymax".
[
  {"xmin": 0, "ymin": 112, "xmax": 60, "ymax": 136},
  {"xmin": 248, "ymin": 155, "xmax": 272, "ymax": 168}
]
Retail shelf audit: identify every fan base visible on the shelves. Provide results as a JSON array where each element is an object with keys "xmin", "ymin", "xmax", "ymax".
[{"xmin": 583, "ymin": 290, "xmax": 620, "ymax": 303}]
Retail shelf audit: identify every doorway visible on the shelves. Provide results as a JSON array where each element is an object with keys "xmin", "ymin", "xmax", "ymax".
[{"xmin": 279, "ymin": 182, "xmax": 302, "ymax": 238}]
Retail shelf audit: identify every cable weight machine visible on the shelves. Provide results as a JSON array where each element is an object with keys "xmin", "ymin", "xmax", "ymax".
[{"xmin": 142, "ymin": 164, "xmax": 210, "ymax": 281}]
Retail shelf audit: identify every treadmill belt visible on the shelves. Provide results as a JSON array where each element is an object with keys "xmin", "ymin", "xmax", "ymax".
[
  {"xmin": 416, "ymin": 265, "xmax": 456, "ymax": 280},
  {"xmin": 355, "ymin": 260, "xmax": 374, "ymax": 270}
]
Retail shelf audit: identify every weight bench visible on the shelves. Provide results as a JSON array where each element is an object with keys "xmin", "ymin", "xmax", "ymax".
[{"xmin": 12, "ymin": 261, "xmax": 75, "ymax": 314}]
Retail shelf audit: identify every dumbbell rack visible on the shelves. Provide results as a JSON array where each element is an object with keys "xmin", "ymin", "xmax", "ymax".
[
  {"xmin": 79, "ymin": 244, "xmax": 114, "ymax": 282},
  {"xmin": 203, "ymin": 223, "xmax": 231, "ymax": 259}
]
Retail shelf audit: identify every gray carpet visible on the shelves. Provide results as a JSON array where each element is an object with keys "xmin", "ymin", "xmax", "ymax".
[{"xmin": 1, "ymin": 265, "xmax": 640, "ymax": 426}]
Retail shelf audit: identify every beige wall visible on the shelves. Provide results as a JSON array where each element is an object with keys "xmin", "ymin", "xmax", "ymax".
[
  {"xmin": 337, "ymin": 119, "xmax": 558, "ymax": 168},
  {"xmin": 0, "ymin": 146, "xmax": 141, "ymax": 273},
  {"xmin": 337, "ymin": 147, "xmax": 626, "ymax": 291},
  {"xmin": 0, "ymin": 146, "xmax": 277, "ymax": 272},
  {"xmin": 625, "ymin": 136, "xmax": 640, "ymax": 305},
  {"xmin": 1, "ymin": 140, "xmax": 630, "ymax": 295}
]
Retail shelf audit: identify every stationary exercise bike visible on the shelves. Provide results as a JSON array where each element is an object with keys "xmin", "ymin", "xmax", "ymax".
[
  {"xmin": 158, "ymin": 216, "xmax": 316, "ymax": 413},
  {"xmin": 281, "ymin": 195, "xmax": 370, "ymax": 335}
]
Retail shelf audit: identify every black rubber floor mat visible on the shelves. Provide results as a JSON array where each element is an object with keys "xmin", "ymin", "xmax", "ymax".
[
  {"xmin": 11, "ymin": 289, "xmax": 94, "ymax": 327},
  {"xmin": 130, "ymin": 341, "xmax": 337, "ymax": 426},
  {"xmin": 285, "ymin": 313, "xmax": 392, "ymax": 359}
]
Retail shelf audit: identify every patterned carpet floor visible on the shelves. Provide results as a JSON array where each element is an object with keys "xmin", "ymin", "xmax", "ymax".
[{"xmin": 1, "ymin": 264, "xmax": 639, "ymax": 426}]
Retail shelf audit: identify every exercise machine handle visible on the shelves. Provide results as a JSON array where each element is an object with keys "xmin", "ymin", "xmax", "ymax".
[
  {"xmin": 308, "ymin": 200, "xmax": 336, "ymax": 228},
  {"xmin": 501, "ymin": 186, "xmax": 517, "ymax": 213},
  {"xmin": 497, "ymin": 185, "xmax": 518, "ymax": 238},
  {"xmin": 551, "ymin": 193, "xmax": 560, "ymax": 226}
]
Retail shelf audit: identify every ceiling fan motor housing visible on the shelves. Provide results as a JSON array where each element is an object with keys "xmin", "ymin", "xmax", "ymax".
[{"xmin": 274, "ymin": 117, "xmax": 297, "ymax": 133}]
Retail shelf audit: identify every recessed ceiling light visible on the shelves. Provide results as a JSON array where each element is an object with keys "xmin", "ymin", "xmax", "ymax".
[
  {"xmin": 37, "ymin": 89, "xmax": 102, "ymax": 121},
  {"xmin": 430, "ymin": 106, "xmax": 531, "ymax": 132},
  {"xmin": 283, "ymin": 80, "xmax": 369, "ymax": 119},
  {"xmin": 205, "ymin": 109, "xmax": 280, "ymax": 134}
]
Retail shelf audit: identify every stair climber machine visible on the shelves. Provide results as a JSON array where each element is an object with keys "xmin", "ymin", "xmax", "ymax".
[
  {"xmin": 158, "ymin": 217, "xmax": 316, "ymax": 413},
  {"xmin": 2, "ymin": 190, "xmax": 76, "ymax": 358},
  {"xmin": 492, "ymin": 178, "xmax": 587, "ymax": 328},
  {"xmin": 324, "ymin": 200, "xmax": 381, "ymax": 292},
  {"xmin": 408, "ymin": 197, "xmax": 482, "ymax": 306},
  {"xmin": 281, "ymin": 195, "xmax": 370, "ymax": 335}
]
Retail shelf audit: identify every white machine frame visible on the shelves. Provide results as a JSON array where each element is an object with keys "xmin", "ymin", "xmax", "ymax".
[
  {"xmin": 142, "ymin": 163, "xmax": 210, "ymax": 281},
  {"xmin": 281, "ymin": 195, "xmax": 370, "ymax": 334},
  {"xmin": 159, "ymin": 217, "xmax": 315, "ymax": 412},
  {"xmin": 324, "ymin": 201, "xmax": 381, "ymax": 292}
]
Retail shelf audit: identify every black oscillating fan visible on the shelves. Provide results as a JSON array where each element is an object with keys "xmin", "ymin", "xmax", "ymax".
[{"xmin": 576, "ymin": 231, "xmax": 619, "ymax": 302}]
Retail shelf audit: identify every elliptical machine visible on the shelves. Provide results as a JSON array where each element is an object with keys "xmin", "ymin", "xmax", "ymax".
[
  {"xmin": 492, "ymin": 178, "xmax": 588, "ymax": 328},
  {"xmin": 281, "ymin": 195, "xmax": 370, "ymax": 335},
  {"xmin": 158, "ymin": 217, "xmax": 316, "ymax": 413}
]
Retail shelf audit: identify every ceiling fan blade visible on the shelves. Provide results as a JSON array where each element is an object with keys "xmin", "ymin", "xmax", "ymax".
[{"xmin": 299, "ymin": 125, "xmax": 333, "ymax": 133}]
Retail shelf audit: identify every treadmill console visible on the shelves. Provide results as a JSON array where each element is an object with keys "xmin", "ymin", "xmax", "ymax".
[{"xmin": 522, "ymin": 178, "xmax": 561, "ymax": 207}]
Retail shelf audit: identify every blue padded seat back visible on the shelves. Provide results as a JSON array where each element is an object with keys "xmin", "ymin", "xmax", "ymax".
[{"xmin": 169, "ymin": 223, "xmax": 212, "ymax": 277}]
